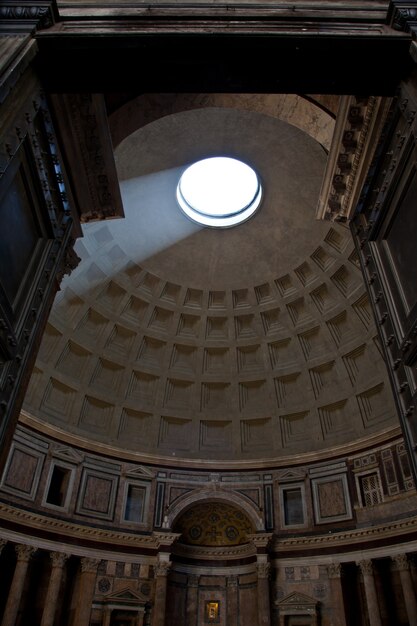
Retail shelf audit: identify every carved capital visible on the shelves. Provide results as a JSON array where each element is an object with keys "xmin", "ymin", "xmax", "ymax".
[
  {"xmin": 0, "ymin": 539, "xmax": 7, "ymax": 554},
  {"xmin": 15, "ymin": 544, "xmax": 36, "ymax": 562},
  {"xmin": 327, "ymin": 563, "xmax": 343, "ymax": 579},
  {"xmin": 256, "ymin": 562, "xmax": 271, "ymax": 579},
  {"xmin": 357, "ymin": 559, "xmax": 374, "ymax": 577},
  {"xmin": 154, "ymin": 560, "xmax": 171, "ymax": 577},
  {"xmin": 227, "ymin": 575, "xmax": 238, "ymax": 588},
  {"xmin": 188, "ymin": 574, "xmax": 199, "ymax": 588},
  {"xmin": 392, "ymin": 553, "xmax": 410, "ymax": 571},
  {"xmin": 80, "ymin": 557, "xmax": 101, "ymax": 574},
  {"xmin": 51, "ymin": 552, "xmax": 70, "ymax": 568}
]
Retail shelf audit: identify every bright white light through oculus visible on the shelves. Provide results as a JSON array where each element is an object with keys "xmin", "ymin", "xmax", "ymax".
[{"xmin": 177, "ymin": 157, "xmax": 262, "ymax": 227}]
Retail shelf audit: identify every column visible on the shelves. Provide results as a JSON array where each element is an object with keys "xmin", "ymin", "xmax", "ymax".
[
  {"xmin": 256, "ymin": 560, "xmax": 271, "ymax": 626},
  {"xmin": 357, "ymin": 559, "xmax": 382, "ymax": 626},
  {"xmin": 1, "ymin": 544, "xmax": 36, "ymax": 626},
  {"xmin": 226, "ymin": 575, "xmax": 238, "ymax": 626},
  {"xmin": 72, "ymin": 557, "xmax": 100, "ymax": 626},
  {"xmin": 326, "ymin": 563, "xmax": 347, "ymax": 626},
  {"xmin": 102, "ymin": 607, "xmax": 112, "ymax": 626},
  {"xmin": 152, "ymin": 558, "xmax": 171, "ymax": 626},
  {"xmin": 186, "ymin": 574, "xmax": 199, "ymax": 626},
  {"xmin": 41, "ymin": 552, "xmax": 70, "ymax": 626},
  {"xmin": 392, "ymin": 554, "xmax": 417, "ymax": 625}
]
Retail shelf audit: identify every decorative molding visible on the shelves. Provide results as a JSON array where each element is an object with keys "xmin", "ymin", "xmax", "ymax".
[
  {"xmin": 0, "ymin": 502, "xmax": 157, "ymax": 550},
  {"xmin": 316, "ymin": 96, "xmax": 392, "ymax": 222},
  {"xmin": 48, "ymin": 93, "xmax": 124, "ymax": 224},
  {"xmin": 272, "ymin": 515, "xmax": 417, "ymax": 553},
  {"xmin": 0, "ymin": 3, "xmax": 55, "ymax": 31}
]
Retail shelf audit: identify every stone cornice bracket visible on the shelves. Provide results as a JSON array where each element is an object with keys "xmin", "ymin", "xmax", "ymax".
[
  {"xmin": 316, "ymin": 95, "xmax": 392, "ymax": 223},
  {"xmin": 0, "ymin": 2, "xmax": 56, "ymax": 33},
  {"xmin": 152, "ymin": 531, "xmax": 181, "ymax": 550}
]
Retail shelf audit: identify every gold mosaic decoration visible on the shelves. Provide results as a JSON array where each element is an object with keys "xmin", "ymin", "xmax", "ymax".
[{"xmin": 173, "ymin": 502, "xmax": 255, "ymax": 546}]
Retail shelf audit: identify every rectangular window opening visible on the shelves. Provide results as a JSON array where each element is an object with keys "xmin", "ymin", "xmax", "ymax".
[
  {"xmin": 46, "ymin": 465, "xmax": 71, "ymax": 507},
  {"xmin": 124, "ymin": 484, "xmax": 146, "ymax": 522},
  {"xmin": 283, "ymin": 487, "xmax": 304, "ymax": 526}
]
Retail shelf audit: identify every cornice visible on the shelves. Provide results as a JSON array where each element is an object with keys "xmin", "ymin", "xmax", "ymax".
[
  {"xmin": 0, "ymin": 501, "xmax": 157, "ymax": 551},
  {"xmin": 272, "ymin": 514, "xmax": 417, "ymax": 554}
]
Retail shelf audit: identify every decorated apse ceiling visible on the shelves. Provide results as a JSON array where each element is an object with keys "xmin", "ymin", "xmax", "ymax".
[
  {"xmin": 173, "ymin": 502, "xmax": 255, "ymax": 546},
  {"xmin": 23, "ymin": 95, "xmax": 398, "ymax": 464}
]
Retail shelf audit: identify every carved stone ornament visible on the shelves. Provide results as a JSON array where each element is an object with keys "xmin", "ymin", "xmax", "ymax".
[
  {"xmin": 0, "ymin": 4, "xmax": 54, "ymax": 29},
  {"xmin": 392, "ymin": 6, "xmax": 417, "ymax": 31},
  {"xmin": 98, "ymin": 577, "xmax": 111, "ymax": 593},
  {"xmin": 154, "ymin": 560, "xmax": 171, "ymax": 577},
  {"xmin": 327, "ymin": 562, "xmax": 343, "ymax": 578},
  {"xmin": 50, "ymin": 552, "xmax": 70, "ymax": 568},
  {"xmin": 80, "ymin": 557, "xmax": 101, "ymax": 573},
  {"xmin": 357, "ymin": 559, "xmax": 374, "ymax": 576},
  {"xmin": 15, "ymin": 544, "xmax": 36, "ymax": 561},
  {"xmin": 256, "ymin": 561, "xmax": 271, "ymax": 579},
  {"xmin": 0, "ymin": 539, "xmax": 7, "ymax": 553},
  {"xmin": 392, "ymin": 553, "xmax": 410, "ymax": 571},
  {"xmin": 56, "ymin": 239, "xmax": 81, "ymax": 286}
]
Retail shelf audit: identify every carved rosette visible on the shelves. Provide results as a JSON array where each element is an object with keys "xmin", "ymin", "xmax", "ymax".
[
  {"xmin": 15, "ymin": 544, "xmax": 36, "ymax": 562},
  {"xmin": 327, "ymin": 562, "xmax": 343, "ymax": 579},
  {"xmin": 51, "ymin": 552, "xmax": 70, "ymax": 568},
  {"xmin": 80, "ymin": 557, "xmax": 101, "ymax": 574},
  {"xmin": 154, "ymin": 560, "xmax": 171, "ymax": 577}
]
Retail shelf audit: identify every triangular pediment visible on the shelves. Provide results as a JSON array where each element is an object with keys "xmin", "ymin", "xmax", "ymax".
[
  {"xmin": 125, "ymin": 465, "xmax": 154, "ymax": 478},
  {"xmin": 277, "ymin": 469, "xmax": 305, "ymax": 481},
  {"xmin": 105, "ymin": 587, "xmax": 147, "ymax": 605},
  {"xmin": 53, "ymin": 447, "xmax": 84, "ymax": 464},
  {"xmin": 276, "ymin": 591, "xmax": 317, "ymax": 607}
]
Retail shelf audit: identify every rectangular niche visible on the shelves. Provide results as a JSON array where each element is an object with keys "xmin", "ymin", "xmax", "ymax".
[
  {"xmin": 0, "ymin": 443, "xmax": 44, "ymax": 501},
  {"xmin": 279, "ymin": 484, "xmax": 307, "ymax": 528},
  {"xmin": 122, "ymin": 482, "xmax": 149, "ymax": 524},
  {"xmin": 43, "ymin": 460, "xmax": 76, "ymax": 511},
  {"xmin": 76, "ymin": 469, "xmax": 119, "ymax": 520},
  {"xmin": 311, "ymin": 473, "xmax": 352, "ymax": 524}
]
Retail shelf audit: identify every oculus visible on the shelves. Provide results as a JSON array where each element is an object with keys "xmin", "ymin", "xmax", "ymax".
[{"xmin": 176, "ymin": 156, "xmax": 262, "ymax": 227}]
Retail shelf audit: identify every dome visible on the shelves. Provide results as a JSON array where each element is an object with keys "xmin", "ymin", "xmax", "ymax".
[{"xmin": 23, "ymin": 101, "xmax": 397, "ymax": 465}]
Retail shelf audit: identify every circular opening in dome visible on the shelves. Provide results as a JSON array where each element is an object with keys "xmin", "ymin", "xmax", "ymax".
[{"xmin": 176, "ymin": 156, "xmax": 262, "ymax": 228}]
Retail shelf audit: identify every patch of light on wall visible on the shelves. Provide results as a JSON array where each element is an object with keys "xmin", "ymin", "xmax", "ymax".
[{"xmin": 176, "ymin": 156, "xmax": 262, "ymax": 228}]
